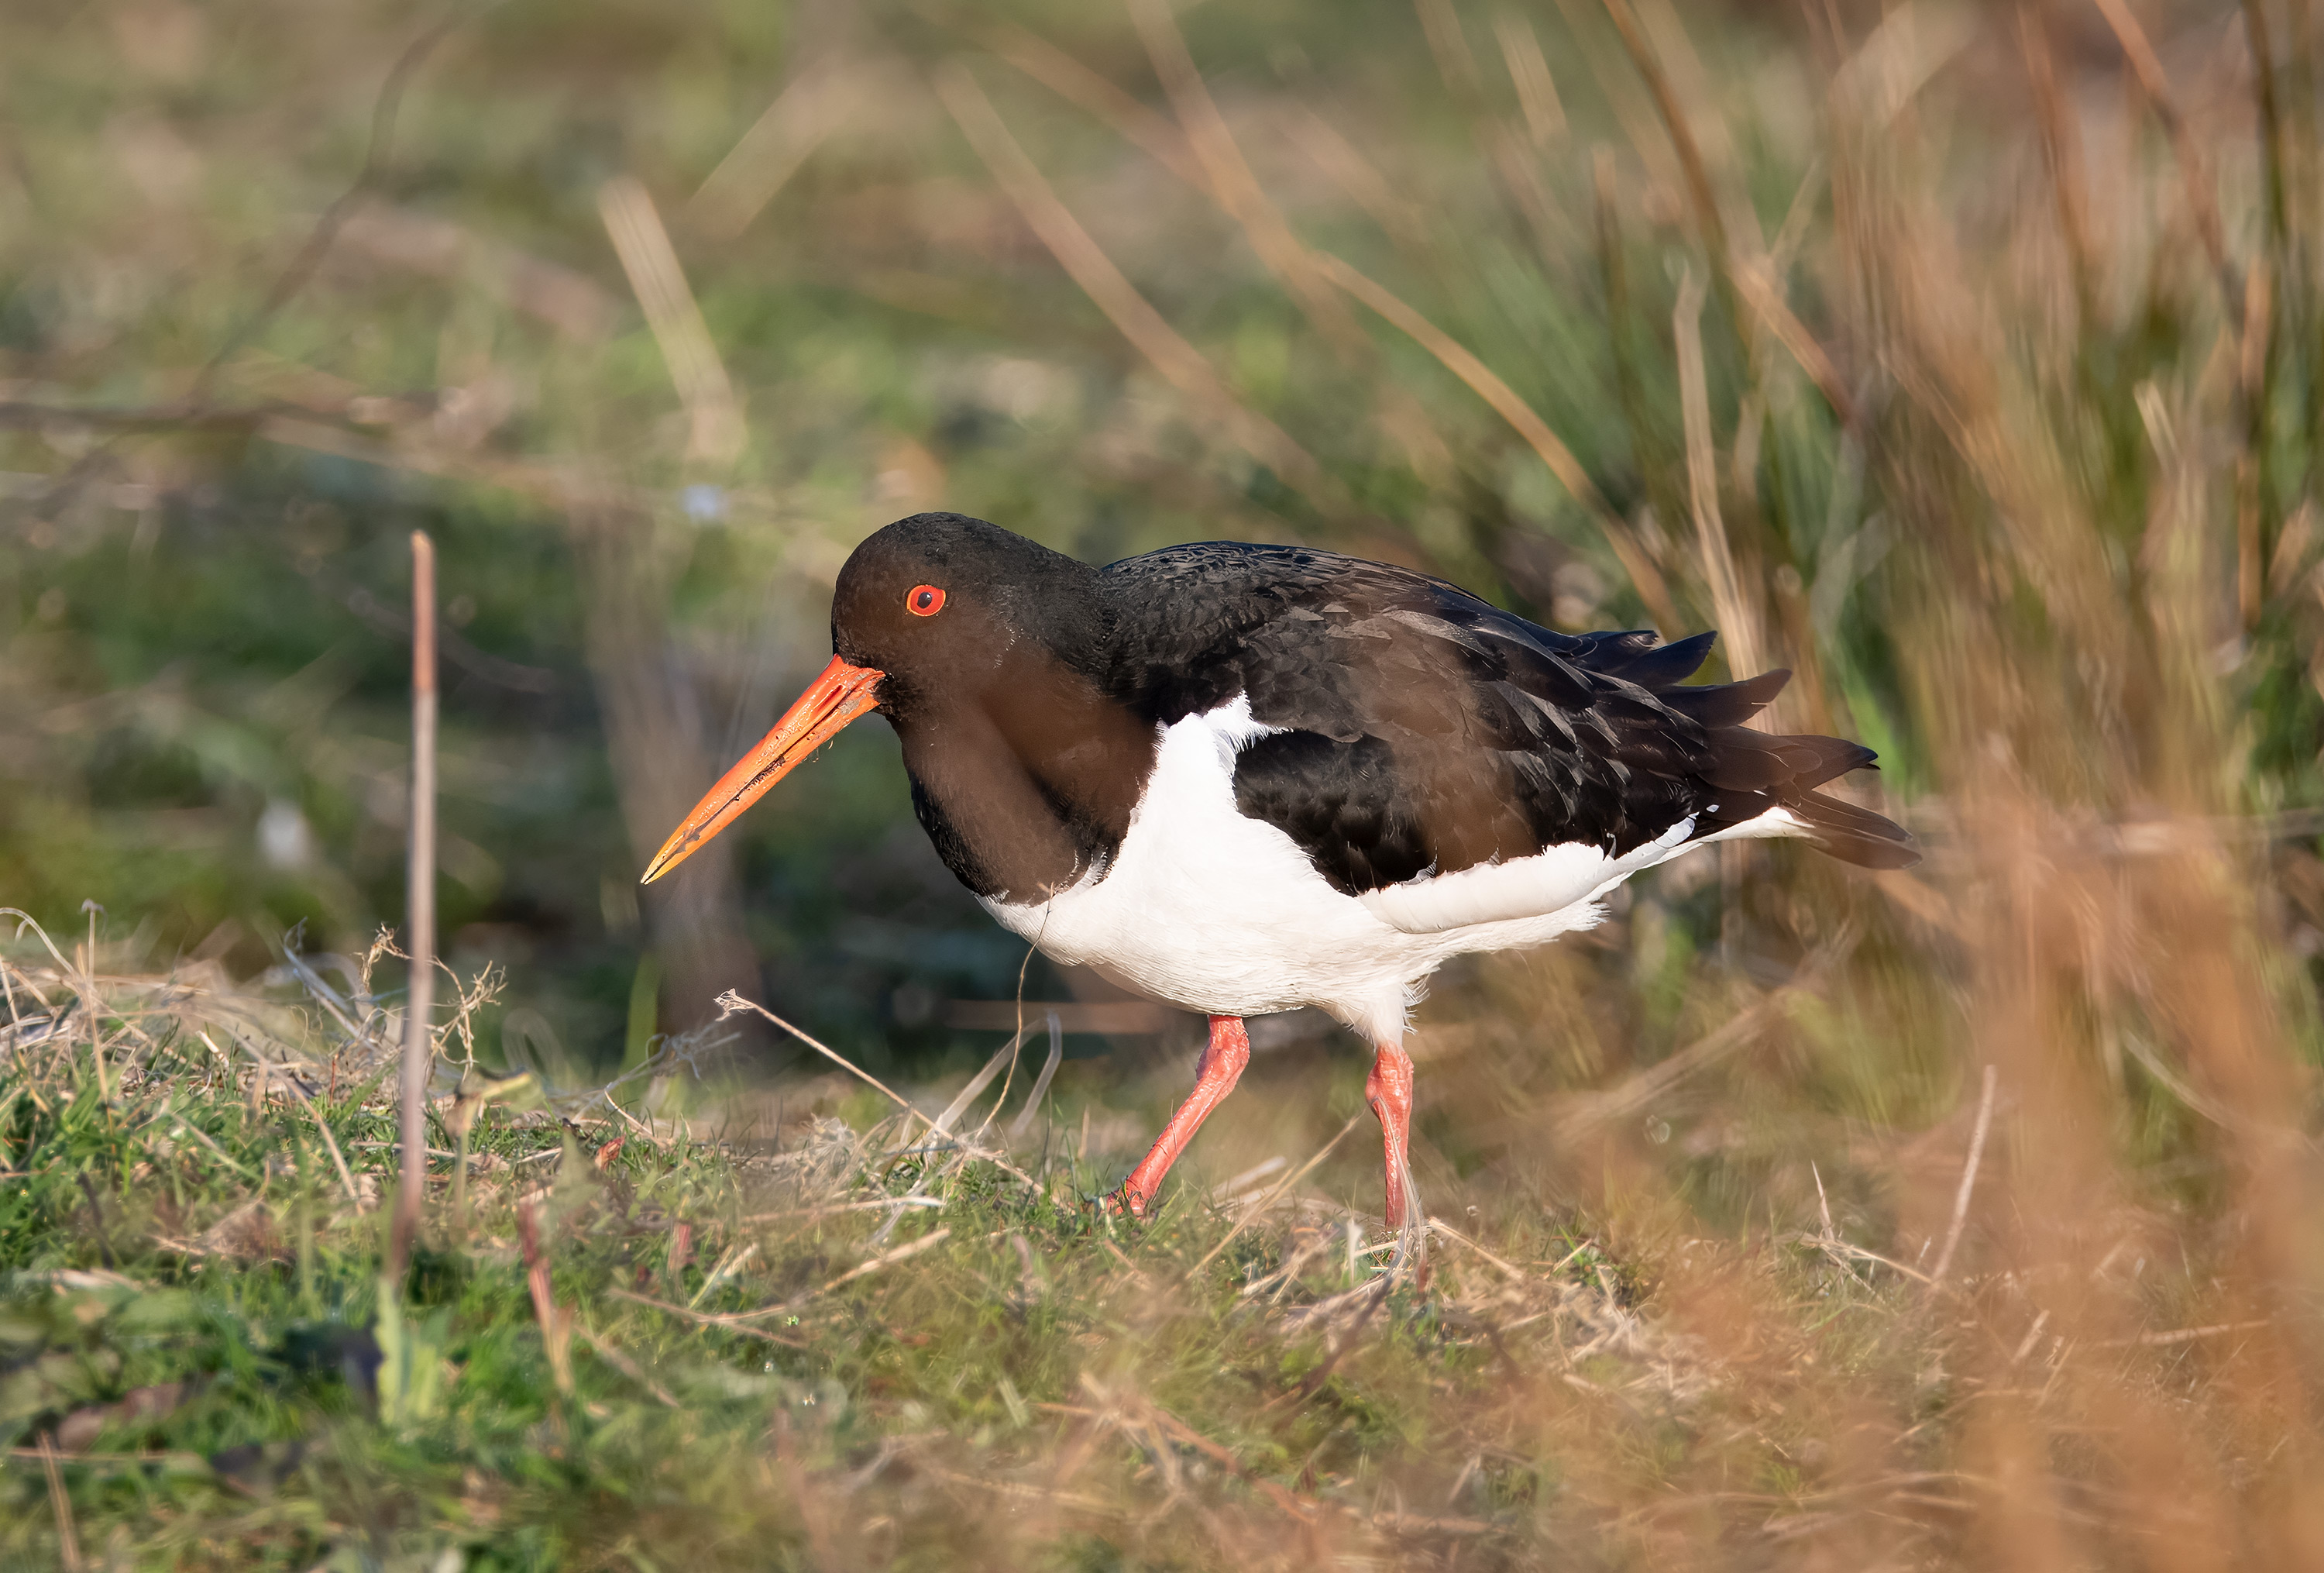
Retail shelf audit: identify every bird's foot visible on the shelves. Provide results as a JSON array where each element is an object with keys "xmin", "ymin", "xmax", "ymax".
[
  {"xmin": 1384, "ymin": 1211, "xmax": 1432, "ymax": 1290},
  {"xmin": 1095, "ymin": 1182, "xmax": 1153, "ymax": 1220}
]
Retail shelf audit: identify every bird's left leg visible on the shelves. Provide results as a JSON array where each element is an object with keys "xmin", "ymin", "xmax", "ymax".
[
  {"xmin": 1366, "ymin": 1039, "xmax": 1421, "ymax": 1231},
  {"xmin": 1112, "ymin": 1014, "xmax": 1251, "ymax": 1217}
]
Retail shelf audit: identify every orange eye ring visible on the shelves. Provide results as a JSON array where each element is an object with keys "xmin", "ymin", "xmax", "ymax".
[{"xmin": 906, "ymin": 584, "xmax": 945, "ymax": 617}]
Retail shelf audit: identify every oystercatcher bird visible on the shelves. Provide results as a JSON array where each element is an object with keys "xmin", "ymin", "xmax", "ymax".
[{"xmin": 643, "ymin": 513, "xmax": 1914, "ymax": 1227}]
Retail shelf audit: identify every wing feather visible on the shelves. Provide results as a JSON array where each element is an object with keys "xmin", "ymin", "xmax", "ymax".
[{"xmin": 1099, "ymin": 542, "xmax": 1914, "ymax": 901}]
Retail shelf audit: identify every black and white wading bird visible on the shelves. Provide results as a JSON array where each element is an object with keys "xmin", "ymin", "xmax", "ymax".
[{"xmin": 643, "ymin": 513, "xmax": 1916, "ymax": 1230}]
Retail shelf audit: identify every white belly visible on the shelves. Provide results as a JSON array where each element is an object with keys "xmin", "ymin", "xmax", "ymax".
[{"xmin": 979, "ymin": 697, "xmax": 1800, "ymax": 1045}]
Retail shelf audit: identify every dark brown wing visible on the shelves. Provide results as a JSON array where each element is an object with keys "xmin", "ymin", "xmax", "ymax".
[{"xmin": 1102, "ymin": 542, "xmax": 1915, "ymax": 895}]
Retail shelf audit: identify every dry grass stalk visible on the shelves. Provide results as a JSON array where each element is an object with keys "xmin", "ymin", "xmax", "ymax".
[
  {"xmin": 1005, "ymin": 1014, "xmax": 1065, "ymax": 1138},
  {"xmin": 1606, "ymin": 0, "xmax": 1860, "ymax": 426},
  {"xmin": 1281, "ymin": 108, "xmax": 1432, "ymax": 251},
  {"xmin": 933, "ymin": 63, "xmax": 1347, "ymax": 517},
  {"xmin": 1554, "ymin": 979, "xmax": 1783, "ymax": 1141},
  {"xmin": 1597, "ymin": 0, "xmax": 1731, "ymax": 295},
  {"xmin": 976, "ymin": 23, "xmax": 1679, "ymax": 620},
  {"xmin": 1670, "ymin": 264, "xmax": 1764, "ymax": 683},
  {"xmin": 635, "ymin": 1225, "xmax": 954, "ymax": 1334},
  {"xmin": 388, "ymin": 530, "xmax": 435, "ymax": 1290},
  {"xmin": 2089, "ymin": 0, "xmax": 2243, "ymax": 315},
  {"xmin": 201, "ymin": 1029, "xmax": 362, "ymax": 1209},
  {"xmin": 37, "ymin": 1429, "xmax": 85, "ymax": 1572},
  {"xmin": 1494, "ymin": 9, "xmax": 1568, "ymax": 146},
  {"xmin": 605, "ymin": 1290, "xmax": 805, "ymax": 1348},
  {"xmin": 76, "ymin": 904, "xmax": 105, "ymax": 1106},
  {"xmin": 975, "ymin": 22, "xmax": 1205, "ymax": 187},
  {"xmin": 517, "ymin": 1198, "xmax": 576, "ymax": 1396},
  {"xmin": 597, "ymin": 176, "xmax": 746, "ymax": 466},
  {"xmin": 1925, "ymin": 1062, "xmax": 1998, "ymax": 1292},
  {"xmin": 1187, "ymin": 1111, "xmax": 1364, "ymax": 1277},
  {"xmin": 1307, "ymin": 250, "xmax": 1682, "ymax": 630},
  {"xmin": 572, "ymin": 1321, "xmax": 678, "ymax": 1408},
  {"xmin": 1126, "ymin": 0, "xmax": 1360, "ymax": 351},
  {"xmin": 717, "ymin": 990, "xmax": 930, "ymax": 1138},
  {"xmin": 2017, "ymin": 2, "xmax": 2100, "ymax": 319},
  {"xmin": 686, "ymin": 59, "xmax": 865, "ymax": 239}
]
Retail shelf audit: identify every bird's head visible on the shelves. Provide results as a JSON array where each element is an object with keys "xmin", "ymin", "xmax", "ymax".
[{"xmin": 641, "ymin": 513, "xmax": 1100, "ymax": 883}]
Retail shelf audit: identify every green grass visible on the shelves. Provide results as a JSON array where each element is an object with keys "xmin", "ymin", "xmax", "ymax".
[{"xmin": 7, "ymin": 940, "xmax": 1903, "ymax": 1571}]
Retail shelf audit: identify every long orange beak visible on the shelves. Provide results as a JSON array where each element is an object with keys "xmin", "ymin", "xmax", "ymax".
[{"xmin": 640, "ymin": 655, "xmax": 884, "ymax": 884}]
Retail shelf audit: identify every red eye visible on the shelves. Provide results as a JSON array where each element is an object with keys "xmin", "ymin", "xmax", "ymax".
[{"xmin": 907, "ymin": 584, "xmax": 945, "ymax": 617}]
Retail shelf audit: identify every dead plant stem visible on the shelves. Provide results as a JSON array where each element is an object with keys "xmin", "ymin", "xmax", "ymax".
[
  {"xmin": 390, "ymin": 531, "xmax": 437, "ymax": 1289},
  {"xmin": 37, "ymin": 1430, "xmax": 83, "ymax": 1573},
  {"xmin": 1927, "ymin": 1064, "xmax": 1998, "ymax": 1292}
]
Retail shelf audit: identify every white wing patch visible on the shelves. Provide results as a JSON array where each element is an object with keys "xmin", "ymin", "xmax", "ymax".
[
  {"xmin": 1358, "ymin": 807, "xmax": 1810, "ymax": 935},
  {"xmin": 1359, "ymin": 818, "xmax": 1692, "ymax": 934}
]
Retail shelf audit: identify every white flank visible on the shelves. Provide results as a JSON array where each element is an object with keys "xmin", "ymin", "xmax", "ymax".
[
  {"xmin": 981, "ymin": 698, "xmax": 1810, "ymax": 1045},
  {"xmin": 1359, "ymin": 817, "xmax": 1694, "ymax": 933}
]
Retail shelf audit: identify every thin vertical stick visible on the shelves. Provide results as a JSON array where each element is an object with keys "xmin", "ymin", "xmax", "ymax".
[
  {"xmin": 389, "ymin": 532, "xmax": 438, "ymax": 1289},
  {"xmin": 38, "ymin": 1430, "xmax": 84, "ymax": 1572},
  {"xmin": 1927, "ymin": 1064, "xmax": 1999, "ymax": 1292},
  {"xmin": 80, "ymin": 900, "xmax": 108, "ymax": 1106}
]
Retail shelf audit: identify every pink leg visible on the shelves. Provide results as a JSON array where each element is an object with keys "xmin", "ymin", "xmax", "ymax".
[
  {"xmin": 1116, "ymin": 1016, "xmax": 1251, "ymax": 1217},
  {"xmin": 1367, "ymin": 1040, "xmax": 1417, "ymax": 1228}
]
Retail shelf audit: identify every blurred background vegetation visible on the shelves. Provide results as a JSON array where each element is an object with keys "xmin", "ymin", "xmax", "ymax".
[{"xmin": 4, "ymin": 0, "xmax": 1956, "ymax": 1079}]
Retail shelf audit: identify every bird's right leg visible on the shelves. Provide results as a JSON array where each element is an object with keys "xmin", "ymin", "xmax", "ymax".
[
  {"xmin": 1366, "ymin": 1039, "xmax": 1420, "ymax": 1231},
  {"xmin": 1113, "ymin": 1014, "xmax": 1251, "ymax": 1217}
]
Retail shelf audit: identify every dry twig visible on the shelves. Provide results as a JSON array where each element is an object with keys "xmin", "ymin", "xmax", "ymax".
[
  {"xmin": 1926, "ymin": 1064, "xmax": 1999, "ymax": 1292},
  {"xmin": 717, "ymin": 992, "xmax": 927, "ymax": 1134},
  {"xmin": 390, "ymin": 531, "xmax": 438, "ymax": 1289},
  {"xmin": 575, "ymin": 1322, "xmax": 679, "ymax": 1406},
  {"xmin": 1188, "ymin": 1113, "xmax": 1366, "ymax": 1278},
  {"xmin": 37, "ymin": 1430, "xmax": 84, "ymax": 1573}
]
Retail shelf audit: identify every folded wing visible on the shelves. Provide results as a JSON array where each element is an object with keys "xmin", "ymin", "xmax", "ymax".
[{"xmin": 1102, "ymin": 544, "xmax": 1916, "ymax": 927}]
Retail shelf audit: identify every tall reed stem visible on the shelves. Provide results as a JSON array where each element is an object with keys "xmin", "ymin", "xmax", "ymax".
[{"xmin": 389, "ymin": 531, "xmax": 437, "ymax": 1289}]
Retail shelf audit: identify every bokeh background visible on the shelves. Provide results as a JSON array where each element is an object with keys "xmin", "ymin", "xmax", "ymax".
[
  {"xmin": 5, "ymin": 0, "xmax": 1982, "ymax": 1089},
  {"xmin": 12, "ymin": 0, "xmax": 2324, "ymax": 1559}
]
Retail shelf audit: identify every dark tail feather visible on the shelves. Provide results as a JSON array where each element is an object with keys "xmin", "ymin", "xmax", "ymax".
[
  {"xmin": 1578, "ymin": 630, "xmax": 1919, "ymax": 869},
  {"xmin": 1789, "ymin": 786, "xmax": 1919, "ymax": 869},
  {"xmin": 1661, "ymin": 666, "xmax": 1788, "ymax": 728},
  {"xmin": 1779, "ymin": 734, "xmax": 1878, "ymax": 790},
  {"xmin": 1602, "ymin": 628, "xmax": 1717, "ymax": 687},
  {"xmin": 1700, "ymin": 726, "xmax": 1872, "ymax": 792},
  {"xmin": 1684, "ymin": 669, "xmax": 1918, "ymax": 868}
]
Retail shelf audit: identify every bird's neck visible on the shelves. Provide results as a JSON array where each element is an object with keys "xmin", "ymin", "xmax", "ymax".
[{"xmin": 896, "ymin": 635, "xmax": 1159, "ymax": 904}]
